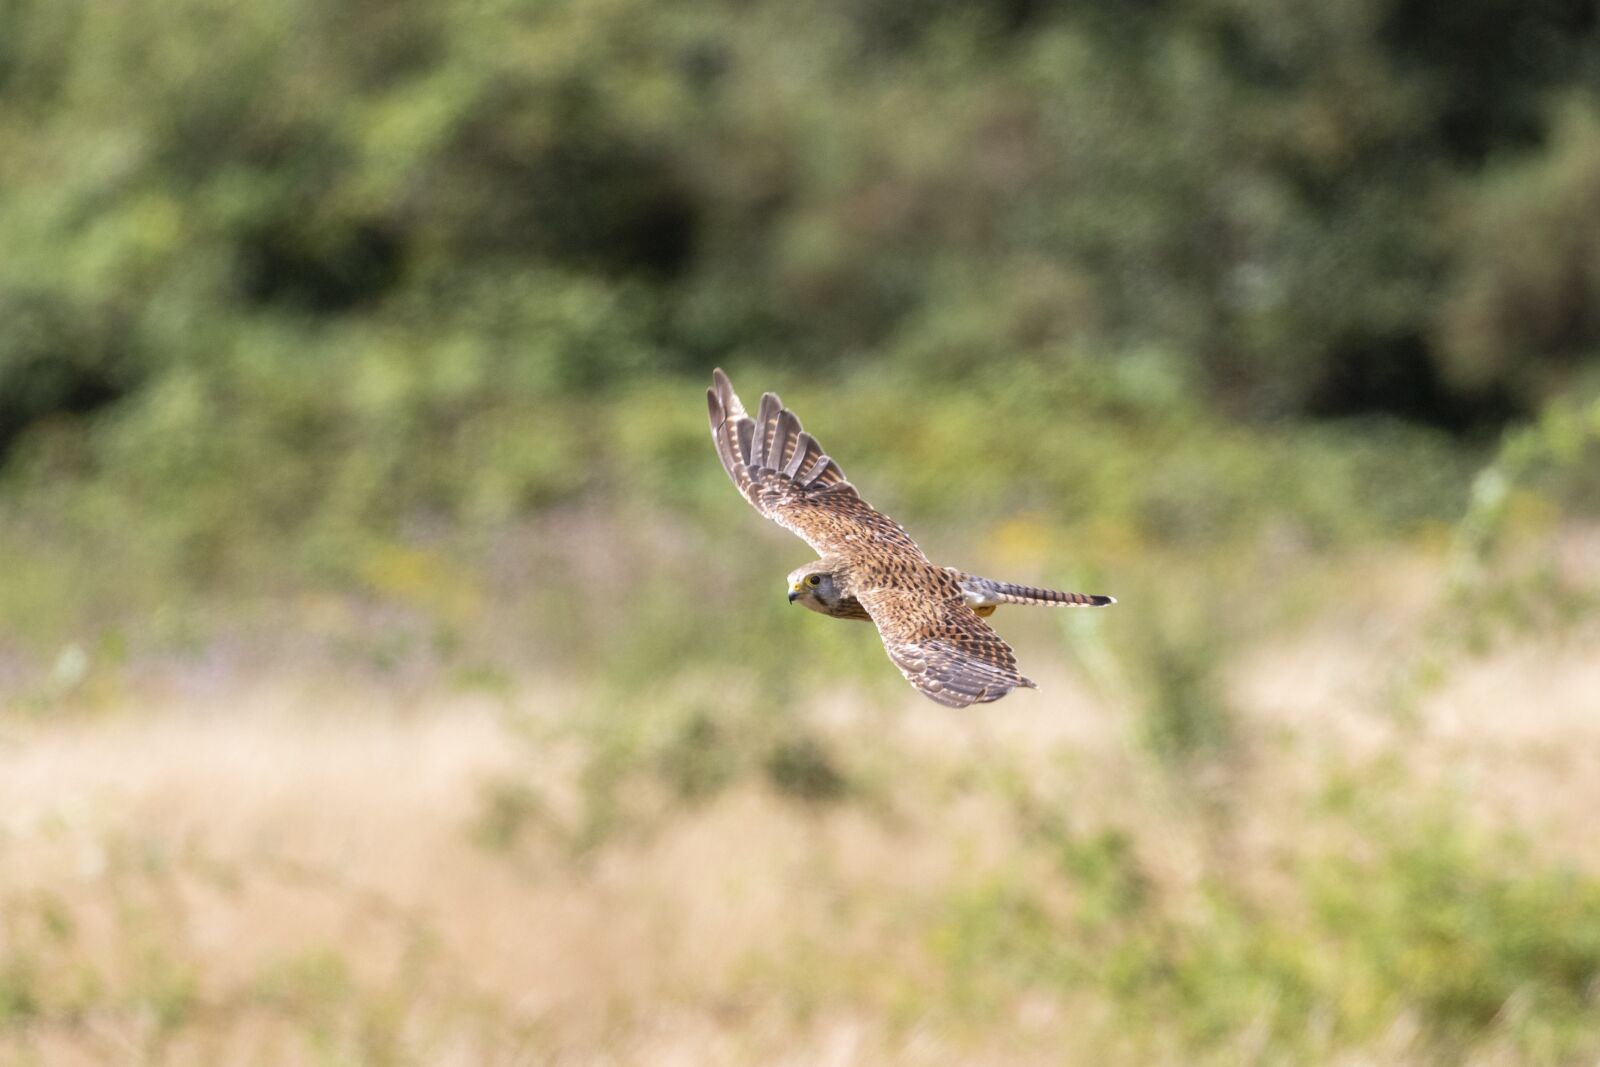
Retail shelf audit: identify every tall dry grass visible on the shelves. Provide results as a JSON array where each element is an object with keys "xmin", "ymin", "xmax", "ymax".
[{"xmin": 3, "ymin": 531, "xmax": 1599, "ymax": 1065}]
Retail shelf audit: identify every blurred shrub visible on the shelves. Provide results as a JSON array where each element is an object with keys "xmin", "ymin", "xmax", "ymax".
[
  {"xmin": 762, "ymin": 733, "xmax": 849, "ymax": 804},
  {"xmin": 0, "ymin": 287, "xmax": 138, "ymax": 458},
  {"xmin": 4, "ymin": 0, "xmax": 1600, "ymax": 440},
  {"xmin": 1126, "ymin": 608, "xmax": 1236, "ymax": 768},
  {"xmin": 1, "ymin": 0, "xmax": 1599, "ymax": 648},
  {"xmin": 1438, "ymin": 102, "xmax": 1600, "ymax": 407},
  {"xmin": 929, "ymin": 783, "xmax": 1600, "ymax": 1061}
]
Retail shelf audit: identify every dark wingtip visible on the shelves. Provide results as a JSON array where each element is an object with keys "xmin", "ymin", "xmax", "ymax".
[
  {"xmin": 1094, "ymin": 595, "xmax": 1116, "ymax": 606},
  {"xmin": 707, "ymin": 387, "xmax": 723, "ymax": 427}
]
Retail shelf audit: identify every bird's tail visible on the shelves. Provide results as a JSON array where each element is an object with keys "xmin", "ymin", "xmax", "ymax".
[{"xmin": 957, "ymin": 573, "xmax": 1115, "ymax": 612}]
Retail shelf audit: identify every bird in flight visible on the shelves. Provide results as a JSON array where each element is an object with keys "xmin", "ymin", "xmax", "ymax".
[{"xmin": 706, "ymin": 369, "xmax": 1114, "ymax": 707}]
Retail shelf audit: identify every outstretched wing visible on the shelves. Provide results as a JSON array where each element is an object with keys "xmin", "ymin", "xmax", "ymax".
[
  {"xmin": 706, "ymin": 368, "xmax": 924, "ymax": 560},
  {"xmin": 856, "ymin": 578, "xmax": 1037, "ymax": 708}
]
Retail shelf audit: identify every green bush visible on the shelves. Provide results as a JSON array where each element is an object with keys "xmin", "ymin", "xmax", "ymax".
[
  {"xmin": 0, "ymin": 0, "xmax": 1598, "ymax": 657},
  {"xmin": 927, "ymin": 787, "xmax": 1600, "ymax": 1062}
]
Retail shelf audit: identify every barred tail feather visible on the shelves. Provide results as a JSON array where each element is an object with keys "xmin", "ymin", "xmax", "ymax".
[
  {"xmin": 957, "ymin": 573, "xmax": 1116, "ymax": 609},
  {"xmin": 999, "ymin": 582, "xmax": 1115, "ymax": 607}
]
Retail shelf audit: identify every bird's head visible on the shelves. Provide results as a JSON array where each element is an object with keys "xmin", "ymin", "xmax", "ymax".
[{"xmin": 787, "ymin": 563, "xmax": 845, "ymax": 615}]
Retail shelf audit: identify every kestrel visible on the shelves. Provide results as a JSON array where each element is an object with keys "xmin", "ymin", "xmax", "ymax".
[{"xmin": 707, "ymin": 369, "xmax": 1114, "ymax": 707}]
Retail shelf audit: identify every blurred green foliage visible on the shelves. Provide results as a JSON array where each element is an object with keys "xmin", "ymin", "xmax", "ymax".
[
  {"xmin": 3, "ymin": 0, "xmax": 1600, "ymax": 622},
  {"xmin": 1, "ymin": 0, "xmax": 1596, "ymax": 791},
  {"xmin": 919, "ymin": 780, "xmax": 1600, "ymax": 1063}
]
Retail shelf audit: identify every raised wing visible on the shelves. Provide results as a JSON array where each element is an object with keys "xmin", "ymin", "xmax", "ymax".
[
  {"xmin": 857, "ymin": 580, "xmax": 1037, "ymax": 708},
  {"xmin": 707, "ymin": 368, "xmax": 924, "ymax": 560}
]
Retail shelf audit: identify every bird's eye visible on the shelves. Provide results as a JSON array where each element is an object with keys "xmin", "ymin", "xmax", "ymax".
[{"xmin": 807, "ymin": 574, "xmax": 823, "ymax": 587}]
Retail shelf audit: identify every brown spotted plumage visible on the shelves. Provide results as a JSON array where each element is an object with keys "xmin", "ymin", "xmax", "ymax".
[{"xmin": 707, "ymin": 369, "xmax": 1115, "ymax": 708}]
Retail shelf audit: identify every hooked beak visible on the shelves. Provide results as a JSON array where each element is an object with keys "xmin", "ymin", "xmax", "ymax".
[{"xmin": 788, "ymin": 583, "xmax": 800, "ymax": 604}]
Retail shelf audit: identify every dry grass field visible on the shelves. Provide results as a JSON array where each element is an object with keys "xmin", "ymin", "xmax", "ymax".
[{"xmin": 4, "ymin": 534, "xmax": 1598, "ymax": 1066}]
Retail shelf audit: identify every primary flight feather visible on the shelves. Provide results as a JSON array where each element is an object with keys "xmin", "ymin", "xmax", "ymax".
[{"xmin": 707, "ymin": 369, "xmax": 1114, "ymax": 708}]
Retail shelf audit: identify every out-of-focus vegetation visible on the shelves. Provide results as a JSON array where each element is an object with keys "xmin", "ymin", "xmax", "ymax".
[
  {"xmin": 4, "ymin": 0, "xmax": 1600, "ymax": 622},
  {"xmin": 3, "ymin": 0, "xmax": 1600, "ymax": 1064}
]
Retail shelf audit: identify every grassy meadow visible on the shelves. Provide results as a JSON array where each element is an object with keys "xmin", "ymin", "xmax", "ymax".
[
  {"xmin": 5, "ymin": 0, "xmax": 1600, "ymax": 1062},
  {"xmin": 3, "ymin": 398, "xmax": 1599, "ymax": 1066}
]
